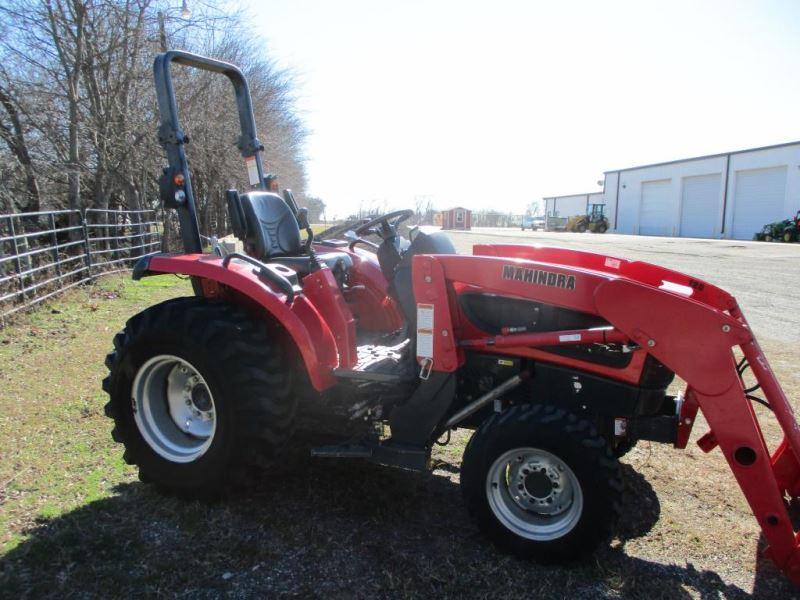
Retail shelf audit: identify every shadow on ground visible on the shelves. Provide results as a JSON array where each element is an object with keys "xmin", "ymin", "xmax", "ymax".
[{"xmin": 0, "ymin": 451, "xmax": 795, "ymax": 599}]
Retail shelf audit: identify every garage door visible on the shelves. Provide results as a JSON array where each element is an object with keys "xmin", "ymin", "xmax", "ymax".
[
  {"xmin": 731, "ymin": 166, "xmax": 787, "ymax": 240},
  {"xmin": 639, "ymin": 179, "xmax": 672, "ymax": 236},
  {"xmin": 680, "ymin": 173, "xmax": 721, "ymax": 238}
]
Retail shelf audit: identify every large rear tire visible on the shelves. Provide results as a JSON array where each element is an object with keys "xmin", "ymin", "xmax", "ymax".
[
  {"xmin": 102, "ymin": 297, "xmax": 295, "ymax": 497},
  {"xmin": 461, "ymin": 404, "xmax": 621, "ymax": 563}
]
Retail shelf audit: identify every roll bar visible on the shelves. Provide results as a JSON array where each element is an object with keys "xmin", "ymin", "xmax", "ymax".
[{"xmin": 153, "ymin": 51, "xmax": 267, "ymax": 254}]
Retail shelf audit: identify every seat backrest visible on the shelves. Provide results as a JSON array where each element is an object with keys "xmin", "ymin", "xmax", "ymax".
[{"xmin": 235, "ymin": 191, "xmax": 302, "ymax": 259}]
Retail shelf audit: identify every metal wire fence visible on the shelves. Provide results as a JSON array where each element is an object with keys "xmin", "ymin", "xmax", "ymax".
[{"xmin": 0, "ymin": 208, "xmax": 161, "ymax": 322}]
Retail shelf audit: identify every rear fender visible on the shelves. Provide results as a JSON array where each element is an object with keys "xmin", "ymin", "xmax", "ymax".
[{"xmin": 136, "ymin": 253, "xmax": 337, "ymax": 390}]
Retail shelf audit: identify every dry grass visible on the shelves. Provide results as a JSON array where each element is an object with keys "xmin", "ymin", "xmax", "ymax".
[{"xmin": 0, "ymin": 274, "xmax": 798, "ymax": 599}]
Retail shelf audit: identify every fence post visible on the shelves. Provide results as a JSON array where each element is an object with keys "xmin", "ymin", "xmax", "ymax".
[
  {"xmin": 49, "ymin": 212, "xmax": 62, "ymax": 280},
  {"xmin": 8, "ymin": 216, "xmax": 26, "ymax": 300},
  {"xmin": 111, "ymin": 211, "xmax": 120, "ymax": 263},
  {"xmin": 132, "ymin": 211, "xmax": 143, "ymax": 259},
  {"xmin": 82, "ymin": 211, "xmax": 94, "ymax": 281}
]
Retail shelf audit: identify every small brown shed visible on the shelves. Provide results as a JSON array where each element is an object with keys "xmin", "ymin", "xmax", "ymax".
[{"xmin": 441, "ymin": 207, "xmax": 472, "ymax": 230}]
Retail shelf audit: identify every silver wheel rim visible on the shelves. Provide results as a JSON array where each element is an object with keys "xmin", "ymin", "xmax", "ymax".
[
  {"xmin": 132, "ymin": 354, "xmax": 216, "ymax": 463},
  {"xmin": 486, "ymin": 447, "xmax": 583, "ymax": 541}
]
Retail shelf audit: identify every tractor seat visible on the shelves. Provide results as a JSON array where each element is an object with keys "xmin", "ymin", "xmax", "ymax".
[{"xmin": 227, "ymin": 190, "xmax": 352, "ymax": 276}]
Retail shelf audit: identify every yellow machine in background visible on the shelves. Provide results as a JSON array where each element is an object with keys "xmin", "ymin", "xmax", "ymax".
[{"xmin": 566, "ymin": 204, "xmax": 609, "ymax": 233}]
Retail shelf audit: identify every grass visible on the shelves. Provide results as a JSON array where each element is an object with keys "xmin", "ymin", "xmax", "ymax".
[
  {"xmin": 0, "ymin": 274, "xmax": 798, "ymax": 598},
  {"xmin": 310, "ymin": 222, "xmax": 336, "ymax": 235},
  {"xmin": 0, "ymin": 276, "xmax": 190, "ymax": 559}
]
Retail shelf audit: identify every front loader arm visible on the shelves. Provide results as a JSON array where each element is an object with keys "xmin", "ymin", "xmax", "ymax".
[{"xmin": 595, "ymin": 278, "xmax": 800, "ymax": 584}]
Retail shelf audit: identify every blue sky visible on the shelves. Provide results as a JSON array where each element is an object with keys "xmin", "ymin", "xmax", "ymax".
[{"xmin": 245, "ymin": 0, "xmax": 800, "ymax": 219}]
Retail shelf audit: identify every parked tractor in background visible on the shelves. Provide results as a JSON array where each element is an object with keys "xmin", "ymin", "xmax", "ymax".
[
  {"xmin": 102, "ymin": 51, "xmax": 800, "ymax": 587},
  {"xmin": 782, "ymin": 210, "xmax": 800, "ymax": 242},
  {"xmin": 754, "ymin": 211, "xmax": 800, "ymax": 242},
  {"xmin": 566, "ymin": 204, "xmax": 609, "ymax": 233}
]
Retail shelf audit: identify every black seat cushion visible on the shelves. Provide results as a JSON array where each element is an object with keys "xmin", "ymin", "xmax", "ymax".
[
  {"xmin": 228, "ymin": 190, "xmax": 352, "ymax": 277},
  {"xmin": 238, "ymin": 191, "xmax": 302, "ymax": 259},
  {"xmin": 392, "ymin": 231, "xmax": 456, "ymax": 327}
]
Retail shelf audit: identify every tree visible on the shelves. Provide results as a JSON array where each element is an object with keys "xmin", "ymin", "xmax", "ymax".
[
  {"xmin": 0, "ymin": 78, "xmax": 40, "ymax": 214},
  {"xmin": 0, "ymin": 0, "xmax": 307, "ymax": 245},
  {"xmin": 526, "ymin": 199, "xmax": 544, "ymax": 217},
  {"xmin": 302, "ymin": 196, "xmax": 325, "ymax": 223}
]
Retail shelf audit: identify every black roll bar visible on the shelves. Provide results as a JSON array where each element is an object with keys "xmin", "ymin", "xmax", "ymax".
[{"xmin": 153, "ymin": 51, "xmax": 267, "ymax": 255}]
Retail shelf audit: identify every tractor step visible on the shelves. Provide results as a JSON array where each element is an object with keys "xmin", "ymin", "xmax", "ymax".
[
  {"xmin": 311, "ymin": 440, "xmax": 428, "ymax": 471},
  {"xmin": 333, "ymin": 339, "xmax": 415, "ymax": 383},
  {"xmin": 310, "ymin": 444, "xmax": 373, "ymax": 458},
  {"xmin": 332, "ymin": 369, "xmax": 413, "ymax": 383}
]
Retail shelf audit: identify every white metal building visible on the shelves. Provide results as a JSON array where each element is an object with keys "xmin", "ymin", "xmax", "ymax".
[
  {"xmin": 548, "ymin": 141, "xmax": 800, "ymax": 240},
  {"xmin": 543, "ymin": 192, "xmax": 604, "ymax": 219},
  {"xmin": 606, "ymin": 141, "xmax": 800, "ymax": 239}
]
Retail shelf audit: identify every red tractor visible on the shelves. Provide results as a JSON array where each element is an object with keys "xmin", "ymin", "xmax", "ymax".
[{"xmin": 103, "ymin": 52, "xmax": 800, "ymax": 583}]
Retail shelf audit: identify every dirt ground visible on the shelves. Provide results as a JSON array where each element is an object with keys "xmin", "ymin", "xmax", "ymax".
[{"xmin": 1, "ymin": 231, "xmax": 799, "ymax": 599}]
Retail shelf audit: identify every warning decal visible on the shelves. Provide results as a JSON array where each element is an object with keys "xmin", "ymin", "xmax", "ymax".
[
  {"xmin": 416, "ymin": 303, "xmax": 434, "ymax": 359},
  {"xmin": 245, "ymin": 156, "xmax": 260, "ymax": 186}
]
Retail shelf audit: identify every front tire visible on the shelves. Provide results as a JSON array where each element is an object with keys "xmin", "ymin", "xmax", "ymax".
[
  {"xmin": 102, "ymin": 297, "xmax": 295, "ymax": 497},
  {"xmin": 461, "ymin": 404, "xmax": 621, "ymax": 562}
]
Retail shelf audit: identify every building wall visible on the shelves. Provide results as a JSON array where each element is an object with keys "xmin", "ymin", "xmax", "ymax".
[
  {"xmin": 544, "ymin": 192, "xmax": 604, "ymax": 219},
  {"xmin": 724, "ymin": 146, "xmax": 800, "ymax": 238},
  {"xmin": 609, "ymin": 155, "xmax": 727, "ymax": 237},
  {"xmin": 602, "ymin": 172, "xmax": 620, "ymax": 230},
  {"xmin": 604, "ymin": 143, "xmax": 800, "ymax": 239}
]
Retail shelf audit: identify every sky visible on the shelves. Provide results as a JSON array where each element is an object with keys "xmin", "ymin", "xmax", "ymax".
[{"xmin": 243, "ymin": 0, "xmax": 800, "ymax": 220}]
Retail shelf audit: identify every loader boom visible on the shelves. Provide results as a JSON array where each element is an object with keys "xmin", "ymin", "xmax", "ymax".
[{"xmin": 419, "ymin": 243, "xmax": 800, "ymax": 583}]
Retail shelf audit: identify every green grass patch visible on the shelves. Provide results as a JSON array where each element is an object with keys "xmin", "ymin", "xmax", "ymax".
[{"xmin": 0, "ymin": 274, "xmax": 190, "ymax": 571}]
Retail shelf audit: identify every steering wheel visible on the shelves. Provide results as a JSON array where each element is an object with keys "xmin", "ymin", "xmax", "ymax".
[{"xmin": 353, "ymin": 209, "xmax": 414, "ymax": 240}]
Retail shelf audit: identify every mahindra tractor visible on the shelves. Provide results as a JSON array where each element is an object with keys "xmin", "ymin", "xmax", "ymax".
[{"xmin": 102, "ymin": 52, "xmax": 800, "ymax": 583}]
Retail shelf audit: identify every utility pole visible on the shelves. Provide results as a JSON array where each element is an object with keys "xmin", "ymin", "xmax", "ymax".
[
  {"xmin": 158, "ymin": 11, "xmax": 168, "ymax": 51},
  {"xmin": 158, "ymin": 1, "xmax": 190, "ymax": 51}
]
